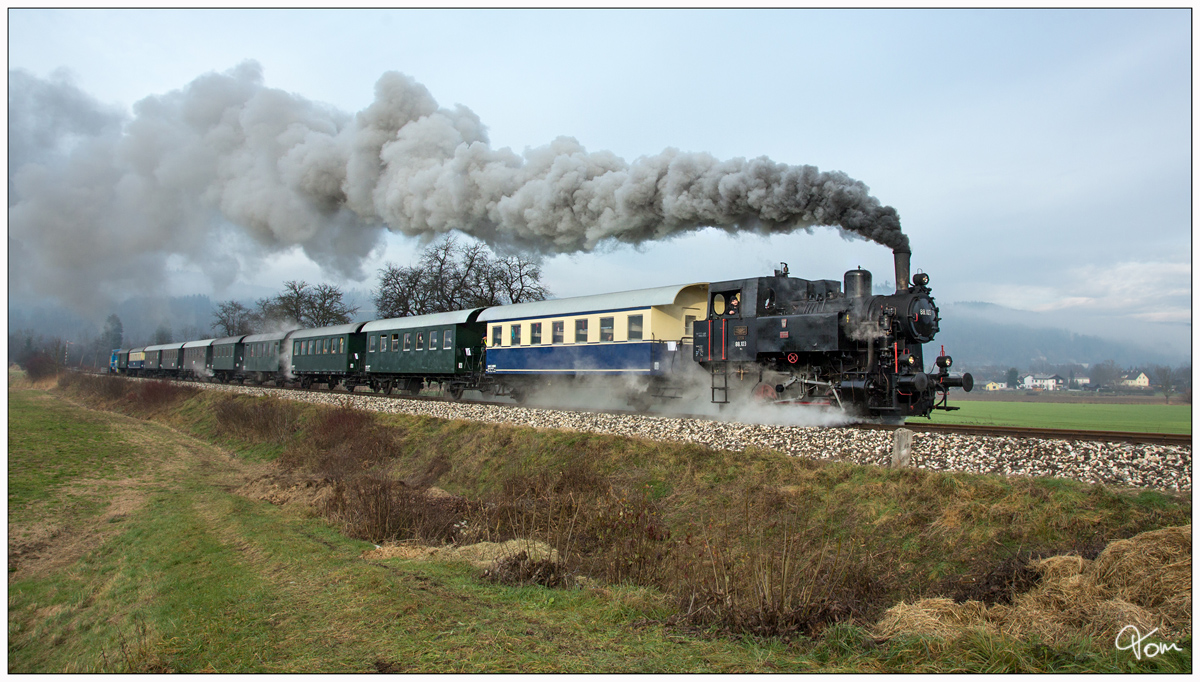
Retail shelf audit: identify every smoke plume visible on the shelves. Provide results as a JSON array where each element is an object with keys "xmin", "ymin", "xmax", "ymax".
[{"xmin": 9, "ymin": 61, "xmax": 906, "ymax": 315}]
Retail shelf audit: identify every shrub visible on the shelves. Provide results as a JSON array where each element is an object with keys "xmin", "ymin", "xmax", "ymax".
[{"xmin": 23, "ymin": 352, "xmax": 61, "ymax": 382}]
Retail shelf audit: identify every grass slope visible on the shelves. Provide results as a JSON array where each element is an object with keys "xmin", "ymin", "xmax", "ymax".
[{"xmin": 8, "ymin": 375, "xmax": 1192, "ymax": 673}]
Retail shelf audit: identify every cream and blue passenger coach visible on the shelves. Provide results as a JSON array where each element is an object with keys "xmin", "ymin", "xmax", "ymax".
[{"xmin": 478, "ymin": 283, "xmax": 709, "ymax": 377}]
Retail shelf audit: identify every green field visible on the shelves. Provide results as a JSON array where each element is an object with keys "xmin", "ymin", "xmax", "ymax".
[{"xmin": 924, "ymin": 401, "xmax": 1191, "ymax": 434}]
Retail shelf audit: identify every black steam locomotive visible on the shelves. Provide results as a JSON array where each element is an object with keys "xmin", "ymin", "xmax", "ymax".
[{"xmin": 692, "ymin": 248, "xmax": 972, "ymax": 421}]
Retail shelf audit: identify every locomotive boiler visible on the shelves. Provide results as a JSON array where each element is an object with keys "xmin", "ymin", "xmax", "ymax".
[{"xmin": 692, "ymin": 248, "xmax": 972, "ymax": 421}]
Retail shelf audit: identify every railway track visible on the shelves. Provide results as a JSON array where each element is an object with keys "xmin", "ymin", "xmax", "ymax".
[
  {"xmin": 112, "ymin": 371, "xmax": 1192, "ymax": 448},
  {"xmin": 848, "ymin": 422, "xmax": 1192, "ymax": 447}
]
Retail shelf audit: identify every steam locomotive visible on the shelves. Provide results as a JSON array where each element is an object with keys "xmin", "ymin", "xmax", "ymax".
[
  {"xmin": 113, "ymin": 248, "xmax": 971, "ymax": 422},
  {"xmin": 691, "ymin": 248, "xmax": 972, "ymax": 421}
]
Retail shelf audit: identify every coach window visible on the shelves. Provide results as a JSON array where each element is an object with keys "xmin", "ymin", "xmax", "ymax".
[
  {"xmin": 416, "ymin": 332, "xmax": 425, "ymax": 351},
  {"xmin": 491, "ymin": 325, "xmax": 501, "ymax": 347},
  {"xmin": 511, "ymin": 324, "xmax": 521, "ymax": 346},
  {"xmin": 429, "ymin": 330, "xmax": 438, "ymax": 351},
  {"xmin": 552, "ymin": 321, "xmax": 564, "ymax": 344},
  {"xmin": 443, "ymin": 330, "xmax": 452, "ymax": 349},
  {"xmin": 402, "ymin": 333, "xmax": 410, "ymax": 351},
  {"xmin": 600, "ymin": 317, "xmax": 614, "ymax": 342},
  {"xmin": 393, "ymin": 334, "xmax": 401, "ymax": 352},
  {"xmin": 530, "ymin": 322, "xmax": 542, "ymax": 345},
  {"xmin": 338, "ymin": 338, "xmax": 345, "ymax": 354},
  {"xmin": 369, "ymin": 335, "xmax": 376, "ymax": 353},
  {"xmin": 685, "ymin": 315, "xmax": 696, "ymax": 338},
  {"xmin": 575, "ymin": 319, "xmax": 588, "ymax": 343},
  {"xmin": 628, "ymin": 314, "xmax": 643, "ymax": 341}
]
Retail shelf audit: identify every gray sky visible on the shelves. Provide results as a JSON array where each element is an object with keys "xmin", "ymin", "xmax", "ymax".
[{"xmin": 7, "ymin": 8, "xmax": 1192, "ymax": 357}]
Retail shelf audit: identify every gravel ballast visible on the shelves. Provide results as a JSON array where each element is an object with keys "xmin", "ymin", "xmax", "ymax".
[{"xmin": 197, "ymin": 383, "xmax": 1193, "ymax": 492}]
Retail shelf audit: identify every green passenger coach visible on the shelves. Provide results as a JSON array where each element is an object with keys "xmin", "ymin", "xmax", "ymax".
[
  {"xmin": 289, "ymin": 323, "xmax": 367, "ymax": 389},
  {"xmin": 361, "ymin": 309, "xmax": 487, "ymax": 398}
]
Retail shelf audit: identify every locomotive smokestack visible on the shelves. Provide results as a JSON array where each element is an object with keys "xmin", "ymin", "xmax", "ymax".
[{"xmin": 893, "ymin": 248, "xmax": 911, "ymax": 293}]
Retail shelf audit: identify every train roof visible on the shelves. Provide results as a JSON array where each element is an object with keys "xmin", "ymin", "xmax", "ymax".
[
  {"xmin": 290, "ymin": 322, "xmax": 366, "ymax": 339},
  {"xmin": 476, "ymin": 283, "xmax": 708, "ymax": 323},
  {"xmin": 182, "ymin": 338, "xmax": 217, "ymax": 348},
  {"xmin": 212, "ymin": 335, "xmax": 247, "ymax": 345},
  {"xmin": 242, "ymin": 329, "xmax": 299, "ymax": 343},
  {"xmin": 360, "ymin": 308, "xmax": 485, "ymax": 333},
  {"xmin": 143, "ymin": 342, "xmax": 186, "ymax": 352}
]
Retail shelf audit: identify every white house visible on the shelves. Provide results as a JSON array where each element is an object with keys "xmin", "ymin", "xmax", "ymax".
[
  {"xmin": 1021, "ymin": 374, "xmax": 1066, "ymax": 390},
  {"xmin": 1120, "ymin": 372, "xmax": 1150, "ymax": 389}
]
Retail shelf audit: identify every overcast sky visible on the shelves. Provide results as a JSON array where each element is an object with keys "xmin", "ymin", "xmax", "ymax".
[{"xmin": 7, "ymin": 8, "xmax": 1192, "ymax": 357}]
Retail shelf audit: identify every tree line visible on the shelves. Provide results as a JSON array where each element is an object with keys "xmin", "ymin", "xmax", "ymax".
[{"xmin": 211, "ymin": 237, "xmax": 549, "ymax": 336}]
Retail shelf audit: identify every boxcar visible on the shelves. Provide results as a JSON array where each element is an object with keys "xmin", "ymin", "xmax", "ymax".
[
  {"xmin": 361, "ymin": 309, "xmax": 487, "ymax": 397},
  {"xmin": 477, "ymin": 283, "xmax": 708, "ymax": 401},
  {"xmin": 181, "ymin": 339, "xmax": 216, "ymax": 380},
  {"xmin": 211, "ymin": 335, "xmax": 246, "ymax": 383},
  {"xmin": 242, "ymin": 330, "xmax": 297, "ymax": 384},
  {"xmin": 288, "ymin": 323, "xmax": 366, "ymax": 388}
]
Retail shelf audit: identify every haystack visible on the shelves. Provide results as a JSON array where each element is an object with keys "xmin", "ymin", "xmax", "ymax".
[{"xmin": 874, "ymin": 525, "xmax": 1191, "ymax": 645}]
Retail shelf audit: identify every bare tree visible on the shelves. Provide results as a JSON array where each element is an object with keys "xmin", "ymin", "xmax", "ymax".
[
  {"xmin": 307, "ymin": 283, "xmax": 360, "ymax": 327},
  {"xmin": 256, "ymin": 280, "xmax": 312, "ymax": 328},
  {"xmin": 1089, "ymin": 359, "xmax": 1121, "ymax": 390},
  {"xmin": 212, "ymin": 301, "xmax": 256, "ymax": 337},
  {"xmin": 372, "ymin": 237, "xmax": 550, "ymax": 318},
  {"xmin": 1151, "ymin": 365, "xmax": 1178, "ymax": 404}
]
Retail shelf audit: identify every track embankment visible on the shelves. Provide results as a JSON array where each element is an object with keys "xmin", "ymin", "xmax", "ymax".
[{"xmin": 197, "ymin": 382, "xmax": 1192, "ymax": 492}]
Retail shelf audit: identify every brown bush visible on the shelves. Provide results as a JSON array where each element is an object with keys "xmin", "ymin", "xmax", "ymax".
[
  {"xmin": 24, "ymin": 352, "xmax": 62, "ymax": 381},
  {"xmin": 127, "ymin": 380, "xmax": 198, "ymax": 411},
  {"xmin": 214, "ymin": 395, "xmax": 299, "ymax": 444},
  {"xmin": 58, "ymin": 372, "xmax": 128, "ymax": 400},
  {"xmin": 280, "ymin": 404, "xmax": 396, "ymax": 480},
  {"xmin": 321, "ymin": 473, "xmax": 470, "ymax": 544}
]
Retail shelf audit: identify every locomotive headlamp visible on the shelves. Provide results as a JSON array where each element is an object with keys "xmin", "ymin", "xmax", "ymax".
[
  {"xmin": 907, "ymin": 355, "xmax": 916, "ymax": 365},
  {"xmin": 913, "ymin": 272, "xmax": 930, "ymax": 286},
  {"xmin": 936, "ymin": 355, "xmax": 953, "ymax": 369}
]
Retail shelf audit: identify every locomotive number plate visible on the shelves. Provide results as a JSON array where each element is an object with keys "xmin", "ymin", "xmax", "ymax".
[{"xmin": 780, "ymin": 331, "xmax": 789, "ymax": 338}]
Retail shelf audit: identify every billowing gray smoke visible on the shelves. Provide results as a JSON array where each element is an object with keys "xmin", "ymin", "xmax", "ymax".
[{"xmin": 9, "ymin": 61, "xmax": 907, "ymax": 316}]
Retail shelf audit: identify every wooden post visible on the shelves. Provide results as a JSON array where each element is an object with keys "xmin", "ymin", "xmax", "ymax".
[{"xmin": 891, "ymin": 428, "xmax": 913, "ymax": 468}]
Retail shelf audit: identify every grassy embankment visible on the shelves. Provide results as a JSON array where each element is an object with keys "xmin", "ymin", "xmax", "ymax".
[
  {"xmin": 8, "ymin": 371, "xmax": 1192, "ymax": 673},
  {"xmin": 924, "ymin": 400, "xmax": 1191, "ymax": 434}
]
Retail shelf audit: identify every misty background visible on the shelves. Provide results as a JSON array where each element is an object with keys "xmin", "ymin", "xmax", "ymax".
[{"xmin": 7, "ymin": 9, "xmax": 1191, "ymax": 375}]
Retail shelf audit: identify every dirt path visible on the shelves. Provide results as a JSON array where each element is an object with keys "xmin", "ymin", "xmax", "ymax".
[{"xmin": 8, "ymin": 392, "xmax": 271, "ymax": 583}]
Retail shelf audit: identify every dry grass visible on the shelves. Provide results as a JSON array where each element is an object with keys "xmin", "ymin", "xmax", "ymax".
[{"xmin": 874, "ymin": 525, "xmax": 1192, "ymax": 645}]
